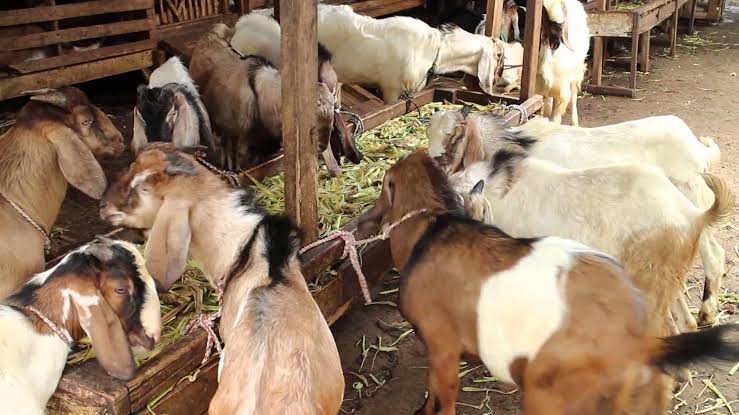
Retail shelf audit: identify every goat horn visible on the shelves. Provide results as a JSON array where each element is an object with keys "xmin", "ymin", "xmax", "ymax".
[{"xmin": 30, "ymin": 89, "xmax": 69, "ymax": 109}]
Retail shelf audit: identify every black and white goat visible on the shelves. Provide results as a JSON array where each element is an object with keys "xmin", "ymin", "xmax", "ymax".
[{"xmin": 132, "ymin": 57, "xmax": 217, "ymax": 162}]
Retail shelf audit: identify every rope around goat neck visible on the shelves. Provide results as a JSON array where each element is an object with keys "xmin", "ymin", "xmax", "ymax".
[
  {"xmin": 0, "ymin": 191, "xmax": 50, "ymax": 254},
  {"xmin": 25, "ymin": 305, "xmax": 73, "ymax": 345}
]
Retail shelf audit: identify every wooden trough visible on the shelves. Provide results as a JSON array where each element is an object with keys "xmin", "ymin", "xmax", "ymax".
[
  {"xmin": 0, "ymin": 0, "xmax": 156, "ymax": 101},
  {"xmin": 586, "ymin": 0, "xmax": 690, "ymax": 97},
  {"xmin": 46, "ymin": 89, "xmax": 542, "ymax": 414}
]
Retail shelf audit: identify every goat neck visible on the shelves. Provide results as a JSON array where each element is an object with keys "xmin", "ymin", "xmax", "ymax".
[
  {"xmin": 186, "ymin": 185, "xmax": 264, "ymax": 289},
  {"xmin": 434, "ymin": 29, "xmax": 488, "ymax": 76},
  {"xmin": 0, "ymin": 127, "xmax": 68, "ymax": 231}
]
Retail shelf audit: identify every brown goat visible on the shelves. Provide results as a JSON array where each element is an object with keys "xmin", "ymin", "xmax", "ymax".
[
  {"xmin": 0, "ymin": 87, "xmax": 124, "ymax": 299},
  {"xmin": 358, "ymin": 151, "xmax": 739, "ymax": 415},
  {"xmin": 189, "ymin": 23, "xmax": 361, "ymax": 172},
  {"xmin": 99, "ymin": 143, "xmax": 344, "ymax": 414}
]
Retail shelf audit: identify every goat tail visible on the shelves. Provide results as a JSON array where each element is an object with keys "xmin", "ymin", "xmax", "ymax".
[
  {"xmin": 699, "ymin": 173, "xmax": 735, "ymax": 230},
  {"xmin": 697, "ymin": 136, "xmax": 721, "ymax": 170},
  {"xmin": 648, "ymin": 325, "xmax": 739, "ymax": 373}
]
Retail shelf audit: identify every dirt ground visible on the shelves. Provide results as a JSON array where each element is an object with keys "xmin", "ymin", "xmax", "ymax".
[{"xmin": 2, "ymin": 4, "xmax": 737, "ymax": 414}]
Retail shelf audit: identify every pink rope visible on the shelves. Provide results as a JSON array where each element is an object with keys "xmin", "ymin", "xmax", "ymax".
[
  {"xmin": 299, "ymin": 209, "xmax": 428, "ymax": 305},
  {"xmin": 183, "ymin": 310, "xmax": 223, "ymax": 365},
  {"xmin": 25, "ymin": 305, "xmax": 73, "ymax": 345}
]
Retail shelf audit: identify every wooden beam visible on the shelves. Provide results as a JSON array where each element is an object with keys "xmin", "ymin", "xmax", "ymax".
[
  {"xmin": 281, "ymin": 0, "xmax": 319, "ymax": 243},
  {"xmin": 0, "ymin": 50, "xmax": 152, "ymax": 101},
  {"xmin": 585, "ymin": 84, "xmax": 636, "ymax": 97},
  {"xmin": 8, "ymin": 39, "xmax": 155, "ymax": 74},
  {"xmin": 629, "ymin": 13, "xmax": 639, "ymax": 90},
  {"xmin": 485, "ymin": 0, "xmax": 504, "ymax": 38},
  {"xmin": 519, "ymin": 0, "xmax": 542, "ymax": 102},
  {"xmin": 0, "ymin": 0, "xmax": 153, "ymax": 27},
  {"xmin": 0, "ymin": 19, "xmax": 154, "ymax": 52},
  {"xmin": 638, "ymin": 30, "xmax": 650, "ymax": 72}
]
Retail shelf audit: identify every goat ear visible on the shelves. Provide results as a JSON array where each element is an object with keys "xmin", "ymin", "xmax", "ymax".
[
  {"xmin": 131, "ymin": 108, "xmax": 147, "ymax": 154},
  {"xmin": 171, "ymin": 92, "xmax": 199, "ymax": 147},
  {"xmin": 333, "ymin": 112, "xmax": 363, "ymax": 164},
  {"xmin": 560, "ymin": 2, "xmax": 574, "ymax": 52},
  {"xmin": 164, "ymin": 153, "xmax": 198, "ymax": 176},
  {"xmin": 47, "ymin": 126, "xmax": 107, "ymax": 199},
  {"xmin": 144, "ymin": 200, "xmax": 192, "ymax": 292},
  {"xmin": 462, "ymin": 124, "xmax": 485, "ymax": 170},
  {"xmin": 30, "ymin": 89, "xmax": 69, "ymax": 109},
  {"xmin": 477, "ymin": 40, "xmax": 499, "ymax": 95},
  {"xmin": 75, "ymin": 291, "xmax": 136, "ymax": 380},
  {"xmin": 471, "ymin": 180, "xmax": 485, "ymax": 194}
]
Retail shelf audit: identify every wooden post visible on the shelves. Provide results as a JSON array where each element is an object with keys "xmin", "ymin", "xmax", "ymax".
[
  {"xmin": 590, "ymin": 0, "xmax": 606, "ymax": 86},
  {"xmin": 670, "ymin": 0, "xmax": 679, "ymax": 56},
  {"xmin": 281, "ymin": 0, "xmax": 319, "ymax": 243},
  {"xmin": 519, "ymin": 0, "xmax": 542, "ymax": 102},
  {"xmin": 485, "ymin": 0, "xmax": 504, "ymax": 38},
  {"xmin": 638, "ymin": 30, "xmax": 650, "ymax": 72},
  {"xmin": 629, "ymin": 14, "xmax": 639, "ymax": 90}
]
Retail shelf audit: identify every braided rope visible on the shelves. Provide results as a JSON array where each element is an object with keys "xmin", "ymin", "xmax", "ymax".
[
  {"xmin": 506, "ymin": 104, "xmax": 529, "ymax": 124},
  {"xmin": 299, "ymin": 209, "xmax": 428, "ymax": 305},
  {"xmin": 184, "ymin": 311, "xmax": 223, "ymax": 365},
  {"xmin": 337, "ymin": 108, "xmax": 365, "ymax": 139},
  {"xmin": 195, "ymin": 153, "xmax": 241, "ymax": 187},
  {"xmin": 1, "ymin": 191, "xmax": 50, "ymax": 253},
  {"xmin": 25, "ymin": 306, "xmax": 73, "ymax": 345}
]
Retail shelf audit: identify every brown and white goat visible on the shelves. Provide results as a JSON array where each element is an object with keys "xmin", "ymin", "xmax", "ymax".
[
  {"xmin": 358, "ymin": 151, "xmax": 739, "ymax": 415},
  {"xmin": 0, "ymin": 237, "xmax": 161, "ymax": 414},
  {"xmin": 450, "ymin": 149, "xmax": 734, "ymax": 337},
  {"xmin": 0, "ymin": 87, "xmax": 124, "ymax": 299},
  {"xmin": 189, "ymin": 23, "xmax": 361, "ymax": 172},
  {"xmin": 99, "ymin": 143, "xmax": 344, "ymax": 415}
]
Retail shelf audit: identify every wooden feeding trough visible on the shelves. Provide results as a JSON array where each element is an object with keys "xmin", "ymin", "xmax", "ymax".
[
  {"xmin": 44, "ymin": 0, "xmax": 545, "ymax": 413},
  {"xmin": 586, "ymin": 0, "xmax": 689, "ymax": 97},
  {"xmin": 0, "ymin": 0, "xmax": 156, "ymax": 100}
]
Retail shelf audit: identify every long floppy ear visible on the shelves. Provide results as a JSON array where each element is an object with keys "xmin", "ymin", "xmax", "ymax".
[
  {"xmin": 477, "ymin": 40, "xmax": 500, "ymax": 95},
  {"xmin": 333, "ymin": 112, "xmax": 363, "ymax": 164},
  {"xmin": 131, "ymin": 107, "xmax": 148, "ymax": 154},
  {"xmin": 560, "ymin": 1, "xmax": 574, "ymax": 52},
  {"xmin": 75, "ymin": 291, "xmax": 136, "ymax": 380},
  {"xmin": 444, "ymin": 121, "xmax": 471, "ymax": 174},
  {"xmin": 171, "ymin": 92, "xmax": 199, "ymax": 148},
  {"xmin": 144, "ymin": 200, "xmax": 192, "ymax": 292},
  {"xmin": 462, "ymin": 123, "xmax": 486, "ymax": 169},
  {"xmin": 47, "ymin": 126, "xmax": 107, "ymax": 199}
]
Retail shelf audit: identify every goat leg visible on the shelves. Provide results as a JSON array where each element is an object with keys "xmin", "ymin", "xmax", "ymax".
[
  {"xmin": 698, "ymin": 230, "xmax": 725, "ymax": 326},
  {"xmin": 415, "ymin": 338, "xmax": 462, "ymax": 415}
]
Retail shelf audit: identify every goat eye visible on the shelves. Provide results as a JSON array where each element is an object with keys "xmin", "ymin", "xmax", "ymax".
[
  {"xmin": 82, "ymin": 119, "xmax": 93, "ymax": 126},
  {"xmin": 115, "ymin": 287, "xmax": 127, "ymax": 295}
]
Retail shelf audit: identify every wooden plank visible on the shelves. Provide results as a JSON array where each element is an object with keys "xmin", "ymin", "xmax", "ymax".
[
  {"xmin": 137, "ymin": 359, "xmax": 219, "ymax": 415},
  {"xmin": 587, "ymin": 11, "xmax": 633, "ymax": 37},
  {"xmin": 0, "ymin": 50, "xmax": 152, "ymax": 101},
  {"xmin": 343, "ymin": 0, "xmax": 426, "ymax": 17},
  {"xmin": 9, "ymin": 39, "xmax": 154, "ymax": 74},
  {"xmin": 485, "ymin": 0, "xmax": 504, "ymax": 38},
  {"xmin": 585, "ymin": 83, "xmax": 636, "ymax": 97},
  {"xmin": 281, "ymin": 0, "xmax": 319, "ymax": 242},
  {"xmin": 519, "ymin": 0, "xmax": 542, "ymax": 102},
  {"xmin": 48, "ymin": 360, "xmax": 130, "ymax": 415},
  {"xmin": 127, "ymin": 332, "xmax": 210, "ymax": 411},
  {"xmin": 0, "ymin": 19, "xmax": 154, "ymax": 52},
  {"xmin": 0, "ymin": 0, "xmax": 154, "ymax": 27},
  {"xmin": 500, "ymin": 95, "xmax": 543, "ymax": 126},
  {"xmin": 638, "ymin": 30, "xmax": 650, "ymax": 72},
  {"xmin": 670, "ymin": 0, "xmax": 679, "ymax": 56}
]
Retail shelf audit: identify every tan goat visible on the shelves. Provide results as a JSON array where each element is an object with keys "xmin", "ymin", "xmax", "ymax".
[
  {"xmin": 0, "ymin": 87, "xmax": 124, "ymax": 299},
  {"xmin": 99, "ymin": 143, "xmax": 344, "ymax": 415},
  {"xmin": 358, "ymin": 151, "xmax": 739, "ymax": 415}
]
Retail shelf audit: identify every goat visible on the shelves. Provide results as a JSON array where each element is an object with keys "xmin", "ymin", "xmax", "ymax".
[
  {"xmin": 537, "ymin": 0, "xmax": 590, "ymax": 125},
  {"xmin": 190, "ymin": 24, "xmax": 352, "ymax": 172},
  {"xmin": 316, "ymin": 4, "xmax": 506, "ymax": 103},
  {"xmin": 132, "ymin": 57, "xmax": 217, "ymax": 162},
  {"xmin": 450, "ymin": 149, "xmax": 733, "ymax": 337},
  {"xmin": 0, "ymin": 237, "xmax": 161, "ymax": 414},
  {"xmin": 99, "ymin": 143, "xmax": 344, "ymax": 415},
  {"xmin": 0, "ymin": 25, "xmax": 54, "ymax": 77},
  {"xmin": 357, "ymin": 151, "xmax": 739, "ymax": 415},
  {"xmin": 428, "ymin": 111, "xmax": 726, "ymax": 326},
  {"xmin": 0, "ymin": 87, "xmax": 124, "ymax": 299},
  {"xmin": 229, "ymin": 13, "xmax": 363, "ymax": 167}
]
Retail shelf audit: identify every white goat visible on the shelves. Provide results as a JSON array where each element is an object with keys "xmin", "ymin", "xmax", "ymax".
[
  {"xmin": 538, "ymin": 0, "xmax": 590, "ymax": 125},
  {"xmin": 0, "ymin": 238, "xmax": 161, "ymax": 414},
  {"xmin": 451, "ymin": 149, "xmax": 733, "ymax": 338},
  {"xmin": 316, "ymin": 4, "xmax": 505, "ymax": 103},
  {"xmin": 428, "ymin": 111, "xmax": 725, "ymax": 327}
]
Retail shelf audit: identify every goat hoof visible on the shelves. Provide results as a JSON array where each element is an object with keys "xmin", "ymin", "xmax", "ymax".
[
  {"xmin": 697, "ymin": 311, "xmax": 717, "ymax": 328},
  {"xmin": 673, "ymin": 368, "xmax": 692, "ymax": 385}
]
